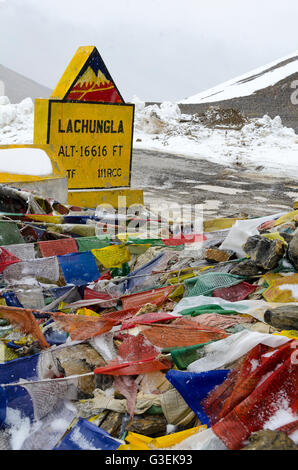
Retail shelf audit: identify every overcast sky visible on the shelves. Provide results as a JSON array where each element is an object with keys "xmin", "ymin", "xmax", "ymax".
[{"xmin": 0, "ymin": 0, "xmax": 297, "ymax": 102}]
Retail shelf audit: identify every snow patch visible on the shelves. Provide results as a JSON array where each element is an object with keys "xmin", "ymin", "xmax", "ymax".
[
  {"xmin": 5, "ymin": 408, "xmax": 32, "ymax": 450},
  {"xmin": 0, "ymin": 148, "xmax": 52, "ymax": 176},
  {"xmin": 250, "ymin": 359, "xmax": 259, "ymax": 372},
  {"xmin": 70, "ymin": 426, "xmax": 98, "ymax": 450},
  {"xmin": 263, "ymin": 396, "xmax": 297, "ymax": 431},
  {"xmin": 50, "ymin": 418, "xmax": 70, "ymax": 432},
  {"xmin": 0, "ymin": 96, "xmax": 34, "ymax": 145}
]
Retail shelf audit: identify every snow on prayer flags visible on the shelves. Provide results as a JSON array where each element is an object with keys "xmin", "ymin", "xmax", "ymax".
[
  {"xmin": 203, "ymin": 341, "xmax": 298, "ymax": 449},
  {"xmin": 53, "ymin": 418, "xmax": 121, "ymax": 450},
  {"xmin": 0, "ymin": 354, "xmax": 41, "ymax": 385},
  {"xmin": 3, "ymin": 257, "xmax": 60, "ymax": 284},
  {"xmin": 263, "ymin": 273, "xmax": 298, "ymax": 302},
  {"xmin": 1, "ymin": 243, "xmax": 36, "ymax": 260},
  {"xmin": 93, "ymin": 335, "xmax": 171, "ymax": 376},
  {"xmin": 94, "ymin": 335, "xmax": 171, "ymax": 378},
  {"xmin": 1, "ymin": 378, "xmax": 77, "ymax": 434}
]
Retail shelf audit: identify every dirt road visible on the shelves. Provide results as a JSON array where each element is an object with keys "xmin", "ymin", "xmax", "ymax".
[{"xmin": 131, "ymin": 149, "xmax": 298, "ymax": 219}]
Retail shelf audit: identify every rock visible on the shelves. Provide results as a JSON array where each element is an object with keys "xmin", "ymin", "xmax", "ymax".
[
  {"xmin": 264, "ymin": 305, "xmax": 298, "ymax": 330},
  {"xmin": 288, "ymin": 229, "xmax": 298, "ymax": 270},
  {"xmin": 125, "ymin": 414, "xmax": 167, "ymax": 437},
  {"xmin": 54, "ymin": 343, "xmax": 106, "ymax": 396},
  {"xmin": 230, "ymin": 260, "xmax": 265, "ymax": 276},
  {"xmin": 205, "ymin": 248, "xmax": 235, "ymax": 263},
  {"xmin": 242, "ymin": 430, "xmax": 298, "ymax": 450},
  {"xmin": 95, "ymin": 374, "xmax": 114, "ymax": 391},
  {"xmin": 57, "ymin": 358, "xmax": 96, "ymax": 397},
  {"xmin": 163, "ymin": 300, "xmax": 176, "ymax": 312},
  {"xmin": 75, "ymin": 392, "xmax": 111, "ymax": 420},
  {"xmin": 279, "ymin": 232, "xmax": 293, "ymax": 244},
  {"xmin": 243, "ymin": 235, "xmax": 285, "ymax": 270},
  {"xmin": 243, "ymin": 322, "xmax": 276, "ymax": 334},
  {"xmin": 175, "ymin": 416, "xmax": 201, "ymax": 433},
  {"xmin": 100, "ymin": 411, "xmax": 123, "ymax": 437},
  {"xmin": 136, "ymin": 303, "xmax": 158, "ymax": 316}
]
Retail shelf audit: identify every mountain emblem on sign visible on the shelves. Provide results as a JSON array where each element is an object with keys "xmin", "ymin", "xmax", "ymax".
[
  {"xmin": 67, "ymin": 65, "xmax": 122, "ymax": 103},
  {"xmin": 51, "ymin": 46, "xmax": 124, "ymax": 104}
]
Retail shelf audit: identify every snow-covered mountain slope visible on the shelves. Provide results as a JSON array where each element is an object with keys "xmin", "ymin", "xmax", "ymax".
[{"xmin": 179, "ymin": 51, "xmax": 298, "ymax": 104}]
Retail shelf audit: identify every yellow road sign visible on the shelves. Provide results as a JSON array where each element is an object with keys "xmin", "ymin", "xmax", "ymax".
[
  {"xmin": 35, "ymin": 100, "xmax": 134, "ymax": 190},
  {"xmin": 33, "ymin": 46, "xmax": 142, "ymax": 207}
]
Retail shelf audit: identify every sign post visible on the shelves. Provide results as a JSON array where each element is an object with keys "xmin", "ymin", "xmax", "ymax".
[{"xmin": 34, "ymin": 46, "xmax": 143, "ymax": 208}]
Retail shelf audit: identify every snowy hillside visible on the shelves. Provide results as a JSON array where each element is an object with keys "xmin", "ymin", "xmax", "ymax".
[
  {"xmin": 0, "ymin": 94, "xmax": 297, "ymax": 179},
  {"xmin": 179, "ymin": 51, "xmax": 298, "ymax": 104},
  {"xmin": 133, "ymin": 99, "xmax": 298, "ymax": 177}
]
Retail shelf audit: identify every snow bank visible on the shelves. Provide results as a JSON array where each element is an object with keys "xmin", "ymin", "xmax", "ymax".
[
  {"xmin": 0, "ymin": 147, "xmax": 53, "ymax": 175},
  {"xmin": 5, "ymin": 408, "xmax": 32, "ymax": 450},
  {"xmin": 0, "ymin": 96, "xmax": 34, "ymax": 145},
  {"xmin": 133, "ymin": 96, "xmax": 181, "ymax": 134},
  {"xmin": 0, "ymin": 96, "xmax": 53, "ymax": 175},
  {"xmin": 133, "ymin": 98, "xmax": 298, "ymax": 177}
]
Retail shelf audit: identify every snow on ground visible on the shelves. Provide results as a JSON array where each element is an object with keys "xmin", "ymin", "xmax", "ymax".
[
  {"xmin": 132, "ymin": 98, "xmax": 298, "ymax": 177},
  {"xmin": 0, "ymin": 96, "xmax": 34, "ymax": 145},
  {"xmin": 179, "ymin": 50, "xmax": 298, "ymax": 104},
  {"xmin": 0, "ymin": 94, "xmax": 298, "ymax": 179},
  {"xmin": 0, "ymin": 148, "xmax": 52, "ymax": 175},
  {"xmin": 0, "ymin": 96, "xmax": 53, "ymax": 175}
]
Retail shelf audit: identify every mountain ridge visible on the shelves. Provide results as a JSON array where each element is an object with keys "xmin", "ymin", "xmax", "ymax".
[
  {"xmin": 177, "ymin": 52, "xmax": 298, "ymax": 133},
  {"xmin": 0, "ymin": 64, "xmax": 51, "ymax": 103}
]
